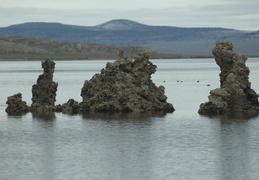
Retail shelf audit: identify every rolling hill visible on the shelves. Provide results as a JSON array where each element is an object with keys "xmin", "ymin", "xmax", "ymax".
[
  {"xmin": 0, "ymin": 19, "xmax": 258, "ymax": 56},
  {"xmin": 0, "ymin": 36, "xmax": 185, "ymax": 60}
]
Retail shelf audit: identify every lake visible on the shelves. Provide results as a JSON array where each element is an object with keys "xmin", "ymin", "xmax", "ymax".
[{"xmin": 1, "ymin": 58, "xmax": 259, "ymax": 180}]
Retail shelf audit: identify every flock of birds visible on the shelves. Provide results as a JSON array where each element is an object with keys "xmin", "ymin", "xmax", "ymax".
[{"xmin": 162, "ymin": 80, "xmax": 210, "ymax": 86}]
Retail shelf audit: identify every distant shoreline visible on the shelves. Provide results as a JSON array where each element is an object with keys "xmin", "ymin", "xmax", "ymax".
[
  {"xmin": 1, "ymin": 55, "xmax": 259, "ymax": 61},
  {"xmin": 0, "ymin": 36, "xmax": 214, "ymax": 61},
  {"xmin": 1, "ymin": 36, "xmax": 258, "ymax": 61},
  {"xmin": 0, "ymin": 56, "xmax": 215, "ymax": 61}
]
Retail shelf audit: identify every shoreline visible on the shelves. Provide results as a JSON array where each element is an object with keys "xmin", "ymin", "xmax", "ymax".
[
  {"xmin": 2, "ymin": 56, "xmax": 259, "ymax": 61},
  {"xmin": 0, "ymin": 56, "xmax": 215, "ymax": 61}
]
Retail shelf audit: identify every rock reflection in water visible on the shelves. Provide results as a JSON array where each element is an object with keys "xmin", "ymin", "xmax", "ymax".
[
  {"xmin": 32, "ymin": 112, "xmax": 56, "ymax": 121},
  {"xmin": 218, "ymin": 118, "xmax": 250, "ymax": 180},
  {"xmin": 80, "ymin": 112, "xmax": 155, "ymax": 180},
  {"xmin": 82, "ymin": 111, "xmax": 166, "ymax": 122},
  {"xmin": 32, "ymin": 116, "xmax": 56, "ymax": 180}
]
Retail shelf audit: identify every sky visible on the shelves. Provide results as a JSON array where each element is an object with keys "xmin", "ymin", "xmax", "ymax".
[{"xmin": 0, "ymin": 0, "xmax": 259, "ymax": 30}]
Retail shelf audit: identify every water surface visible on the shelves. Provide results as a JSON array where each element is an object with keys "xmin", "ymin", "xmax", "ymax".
[{"xmin": 0, "ymin": 58, "xmax": 259, "ymax": 180}]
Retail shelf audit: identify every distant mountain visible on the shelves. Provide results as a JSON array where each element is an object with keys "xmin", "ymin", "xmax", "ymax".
[
  {"xmin": 0, "ymin": 36, "xmax": 185, "ymax": 60},
  {"xmin": 96, "ymin": 19, "xmax": 150, "ymax": 30},
  {"xmin": 0, "ymin": 19, "xmax": 258, "ymax": 56}
]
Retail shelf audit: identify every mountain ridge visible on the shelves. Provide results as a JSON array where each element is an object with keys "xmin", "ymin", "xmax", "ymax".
[
  {"xmin": 3, "ymin": 19, "xmax": 236, "ymax": 31},
  {"xmin": 0, "ymin": 19, "xmax": 258, "ymax": 56}
]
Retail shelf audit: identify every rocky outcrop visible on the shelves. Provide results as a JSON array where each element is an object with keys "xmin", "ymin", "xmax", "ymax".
[
  {"xmin": 5, "ymin": 93, "xmax": 29, "ymax": 115},
  {"xmin": 6, "ymin": 51, "xmax": 174, "ymax": 116},
  {"xmin": 80, "ymin": 51, "xmax": 175, "ymax": 113},
  {"xmin": 31, "ymin": 59, "xmax": 58, "ymax": 112},
  {"xmin": 198, "ymin": 41, "xmax": 259, "ymax": 116},
  {"xmin": 6, "ymin": 59, "xmax": 58, "ymax": 114}
]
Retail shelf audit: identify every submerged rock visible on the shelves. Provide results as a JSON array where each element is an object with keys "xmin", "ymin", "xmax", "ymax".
[
  {"xmin": 31, "ymin": 59, "xmax": 58, "ymax": 112},
  {"xmin": 198, "ymin": 41, "xmax": 259, "ymax": 116},
  {"xmin": 80, "ymin": 51, "xmax": 174, "ymax": 113},
  {"xmin": 5, "ymin": 93, "xmax": 29, "ymax": 115}
]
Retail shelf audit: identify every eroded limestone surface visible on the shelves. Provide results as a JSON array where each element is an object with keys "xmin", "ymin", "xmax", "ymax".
[
  {"xmin": 198, "ymin": 41, "xmax": 259, "ymax": 116},
  {"xmin": 6, "ymin": 51, "xmax": 174, "ymax": 115},
  {"xmin": 80, "ymin": 51, "xmax": 175, "ymax": 113}
]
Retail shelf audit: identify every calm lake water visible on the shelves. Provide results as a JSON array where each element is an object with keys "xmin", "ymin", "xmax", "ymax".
[{"xmin": 0, "ymin": 58, "xmax": 259, "ymax": 180}]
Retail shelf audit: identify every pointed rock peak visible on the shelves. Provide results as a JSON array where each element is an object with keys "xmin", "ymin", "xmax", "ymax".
[{"xmin": 96, "ymin": 19, "xmax": 148, "ymax": 30}]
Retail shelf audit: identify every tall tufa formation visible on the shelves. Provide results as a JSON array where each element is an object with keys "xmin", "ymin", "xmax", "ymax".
[
  {"xmin": 198, "ymin": 41, "xmax": 259, "ymax": 116},
  {"xmin": 80, "ymin": 51, "xmax": 175, "ymax": 113},
  {"xmin": 31, "ymin": 59, "xmax": 58, "ymax": 112}
]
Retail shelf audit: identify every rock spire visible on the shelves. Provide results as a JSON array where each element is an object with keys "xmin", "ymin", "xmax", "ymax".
[
  {"xmin": 31, "ymin": 59, "xmax": 58, "ymax": 112},
  {"xmin": 198, "ymin": 41, "xmax": 259, "ymax": 116}
]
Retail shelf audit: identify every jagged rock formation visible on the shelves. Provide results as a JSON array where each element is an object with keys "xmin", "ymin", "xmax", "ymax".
[
  {"xmin": 6, "ymin": 52, "xmax": 174, "ymax": 115},
  {"xmin": 80, "ymin": 51, "xmax": 175, "ymax": 113},
  {"xmin": 198, "ymin": 41, "xmax": 259, "ymax": 116},
  {"xmin": 31, "ymin": 59, "xmax": 58, "ymax": 112},
  {"xmin": 5, "ymin": 93, "xmax": 29, "ymax": 115}
]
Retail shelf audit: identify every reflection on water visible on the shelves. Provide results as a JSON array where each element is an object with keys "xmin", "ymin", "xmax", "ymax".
[
  {"xmin": 32, "ymin": 117, "xmax": 56, "ymax": 180},
  {"xmin": 218, "ymin": 118, "xmax": 250, "ymax": 180},
  {"xmin": 81, "ymin": 113, "xmax": 155, "ymax": 180},
  {"xmin": 82, "ymin": 111, "xmax": 167, "ymax": 122},
  {"xmin": 204, "ymin": 113, "xmax": 259, "ymax": 122},
  {"xmin": 32, "ymin": 112, "xmax": 56, "ymax": 121}
]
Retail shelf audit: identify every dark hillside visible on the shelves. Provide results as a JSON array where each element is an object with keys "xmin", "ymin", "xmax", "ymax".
[{"xmin": 0, "ymin": 36, "xmax": 184, "ymax": 60}]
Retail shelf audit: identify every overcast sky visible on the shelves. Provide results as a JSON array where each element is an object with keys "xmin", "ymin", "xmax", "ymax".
[{"xmin": 0, "ymin": 0, "xmax": 258, "ymax": 30}]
